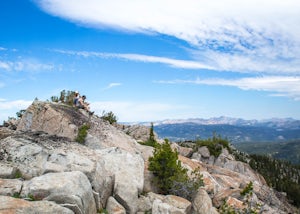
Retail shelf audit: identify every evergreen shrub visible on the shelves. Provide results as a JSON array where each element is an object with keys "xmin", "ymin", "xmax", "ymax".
[
  {"xmin": 76, "ymin": 124, "xmax": 90, "ymax": 144},
  {"xmin": 101, "ymin": 111, "xmax": 117, "ymax": 124},
  {"xmin": 148, "ymin": 139, "xmax": 204, "ymax": 200},
  {"xmin": 195, "ymin": 134, "xmax": 231, "ymax": 157}
]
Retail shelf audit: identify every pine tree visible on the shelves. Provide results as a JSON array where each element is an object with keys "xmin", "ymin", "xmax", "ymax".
[
  {"xmin": 148, "ymin": 139, "xmax": 187, "ymax": 194},
  {"xmin": 149, "ymin": 122, "xmax": 155, "ymax": 143},
  {"xmin": 148, "ymin": 139, "xmax": 204, "ymax": 199},
  {"xmin": 59, "ymin": 90, "xmax": 66, "ymax": 103}
]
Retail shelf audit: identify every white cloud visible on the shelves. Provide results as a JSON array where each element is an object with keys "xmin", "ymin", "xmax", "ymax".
[
  {"xmin": 36, "ymin": 0, "xmax": 300, "ymax": 38},
  {"xmin": 91, "ymin": 101, "xmax": 188, "ymax": 122},
  {"xmin": 0, "ymin": 99, "xmax": 32, "ymax": 110},
  {"xmin": 55, "ymin": 50, "xmax": 214, "ymax": 70},
  {"xmin": 115, "ymin": 53, "xmax": 214, "ymax": 70},
  {"xmin": 190, "ymin": 50, "xmax": 300, "ymax": 74},
  {"xmin": 0, "ymin": 59, "xmax": 54, "ymax": 72},
  {"xmin": 0, "ymin": 47, "xmax": 7, "ymax": 51},
  {"xmin": 0, "ymin": 99, "xmax": 32, "ymax": 123},
  {"xmin": 14, "ymin": 59, "xmax": 54, "ymax": 72},
  {"xmin": 0, "ymin": 61, "xmax": 11, "ymax": 71},
  {"xmin": 156, "ymin": 76, "xmax": 300, "ymax": 100},
  {"xmin": 103, "ymin": 82, "xmax": 122, "ymax": 90},
  {"xmin": 37, "ymin": 0, "xmax": 300, "ymax": 74},
  {"xmin": 57, "ymin": 49, "xmax": 300, "ymax": 74}
]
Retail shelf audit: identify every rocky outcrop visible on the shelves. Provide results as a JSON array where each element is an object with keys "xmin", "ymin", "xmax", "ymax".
[
  {"xmin": 95, "ymin": 147, "xmax": 144, "ymax": 213},
  {"xmin": 0, "ymin": 163, "xmax": 19, "ymax": 179},
  {"xmin": 0, "ymin": 101, "xmax": 298, "ymax": 214},
  {"xmin": 3, "ymin": 117, "xmax": 19, "ymax": 130},
  {"xmin": 171, "ymin": 143, "xmax": 194, "ymax": 157},
  {"xmin": 191, "ymin": 146, "xmax": 215, "ymax": 165},
  {"xmin": 0, "ymin": 178, "xmax": 22, "ymax": 197},
  {"xmin": 88, "ymin": 117, "xmax": 140, "ymax": 154},
  {"xmin": 0, "ymin": 126, "xmax": 15, "ymax": 140},
  {"xmin": 0, "ymin": 130, "xmax": 145, "ymax": 213},
  {"xmin": 106, "ymin": 196, "xmax": 126, "ymax": 214},
  {"xmin": 192, "ymin": 188, "xmax": 218, "ymax": 214},
  {"xmin": 192, "ymin": 147, "xmax": 266, "ymax": 185},
  {"xmin": 137, "ymin": 192, "xmax": 192, "ymax": 214},
  {"xmin": 17, "ymin": 101, "xmax": 141, "ymax": 154},
  {"xmin": 20, "ymin": 171, "xmax": 97, "ymax": 214},
  {"xmin": 0, "ymin": 195, "xmax": 74, "ymax": 214},
  {"xmin": 117, "ymin": 124, "xmax": 158, "ymax": 143},
  {"xmin": 17, "ymin": 101, "xmax": 86, "ymax": 141},
  {"xmin": 180, "ymin": 151, "xmax": 297, "ymax": 214}
]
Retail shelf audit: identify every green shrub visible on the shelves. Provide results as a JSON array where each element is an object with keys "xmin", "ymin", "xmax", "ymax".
[
  {"xmin": 148, "ymin": 139, "xmax": 204, "ymax": 199},
  {"xmin": 170, "ymin": 167, "xmax": 204, "ymax": 201},
  {"xmin": 149, "ymin": 122, "xmax": 155, "ymax": 142},
  {"xmin": 139, "ymin": 140, "xmax": 158, "ymax": 147},
  {"xmin": 97, "ymin": 208, "xmax": 108, "ymax": 214},
  {"xmin": 219, "ymin": 202, "xmax": 237, "ymax": 214},
  {"xmin": 76, "ymin": 124, "xmax": 90, "ymax": 144},
  {"xmin": 219, "ymin": 181, "xmax": 260, "ymax": 214},
  {"xmin": 195, "ymin": 134, "xmax": 231, "ymax": 157},
  {"xmin": 51, "ymin": 96, "xmax": 59, "ymax": 103},
  {"xmin": 14, "ymin": 169, "xmax": 22, "ymax": 179},
  {"xmin": 149, "ymin": 139, "xmax": 187, "ymax": 194},
  {"xmin": 27, "ymin": 193, "xmax": 35, "ymax": 201},
  {"xmin": 12, "ymin": 192, "xmax": 21, "ymax": 198},
  {"xmin": 139, "ymin": 122, "xmax": 158, "ymax": 147},
  {"xmin": 50, "ymin": 90, "xmax": 76, "ymax": 106},
  {"xmin": 101, "ymin": 111, "xmax": 117, "ymax": 124},
  {"xmin": 16, "ymin": 109, "xmax": 26, "ymax": 118},
  {"xmin": 240, "ymin": 181, "xmax": 253, "ymax": 196}
]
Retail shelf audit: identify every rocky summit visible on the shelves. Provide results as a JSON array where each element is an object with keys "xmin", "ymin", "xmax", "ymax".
[{"xmin": 0, "ymin": 101, "xmax": 298, "ymax": 214}]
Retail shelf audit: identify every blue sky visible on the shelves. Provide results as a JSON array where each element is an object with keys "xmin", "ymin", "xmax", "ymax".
[{"xmin": 1, "ymin": 0, "xmax": 300, "ymax": 122}]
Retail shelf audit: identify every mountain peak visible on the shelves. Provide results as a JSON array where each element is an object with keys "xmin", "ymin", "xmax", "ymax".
[{"xmin": 150, "ymin": 116, "xmax": 299, "ymax": 127}]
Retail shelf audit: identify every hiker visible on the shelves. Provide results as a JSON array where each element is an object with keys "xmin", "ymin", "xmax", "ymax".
[
  {"xmin": 78, "ymin": 95, "xmax": 94, "ymax": 115},
  {"xmin": 79, "ymin": 95, "xmax": 90, "ymax": 110},
  {"xmin": 73, "ymin": 91, "xmax": 80, "ymax": 107},
  {"xmin": 73, "ymin": 91, "xmax": 94, "ymax": 115}
]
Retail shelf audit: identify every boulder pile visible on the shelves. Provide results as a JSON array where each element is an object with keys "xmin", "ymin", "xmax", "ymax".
[{"xmin": 0, "ymin": 101, "xmax": 297, "ymax": 213}]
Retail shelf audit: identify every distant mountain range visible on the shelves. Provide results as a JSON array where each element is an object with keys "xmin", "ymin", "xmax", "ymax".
[
  {"xmin": 138, "ymin": 117, "xmax": 300, "ymax": 143},
  {"xmin": 152, "ymin": 116, "xmax": 300, "ymax": 128}
]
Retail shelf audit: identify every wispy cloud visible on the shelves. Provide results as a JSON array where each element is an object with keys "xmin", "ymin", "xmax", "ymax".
[
  {"xmin": 55, "ymin": 49, "xmax": 215, "ymax": 70},
  {"xmin": 0, "ymin": 99, "xmax": 32, "ymax": 123},
  {"xmin": 0, "ymin": 99, "xmax": 32, "ymax": 110},
  {"xmin": 37, "ymin": 0, "xmax": 300, "ymax": 74},
  {"xmin": 190, "ymin": 50, "xmax": 300, "ymax": 74},
  {"xmin": 156, "ymin": 76, "xmax": 300, "ymax": 100},
  {"xmin": 56, "ymin": 49, "xmax": 300, "ymax": 74},
  {"xmin": 0, "ymin": 59, "xmax": 54, "ymax": 72},
  {"xmin": 37, "ymin": 0, "xmax": 300, "ymax": 103},
  {"xmin": 116, "ymin": 54, "xmax": 214, "ymax": 70},
  {"xmin": 102, "ymin": 82, "xmax": 122, "ymax": 91},
  {"xmin": 0, "ymin": 47, "xmax": 7, "ymax": 51},
  {"xmin": 0, "ymin": 61, "xmax": 11, "ymax": 71}
]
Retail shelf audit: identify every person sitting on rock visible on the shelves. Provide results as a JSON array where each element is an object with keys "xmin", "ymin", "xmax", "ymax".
[
  {"xmin": 78, "ymin": 95, "xmax": 94, "ymax": 115},
  {"xmin": 73, "ymin": 91, "xmax": 80, "ymax": 107}
]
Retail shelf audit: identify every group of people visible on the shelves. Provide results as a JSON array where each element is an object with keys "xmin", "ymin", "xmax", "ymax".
[{"xmin": 73, "ymin": 91, "xmax": 94, "ymax": 115}]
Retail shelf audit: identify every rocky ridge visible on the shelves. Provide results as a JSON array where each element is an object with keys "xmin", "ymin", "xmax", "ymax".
[{"xmin": 0, "ymin": 101, "xmax": 298, "ymax": 214}]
